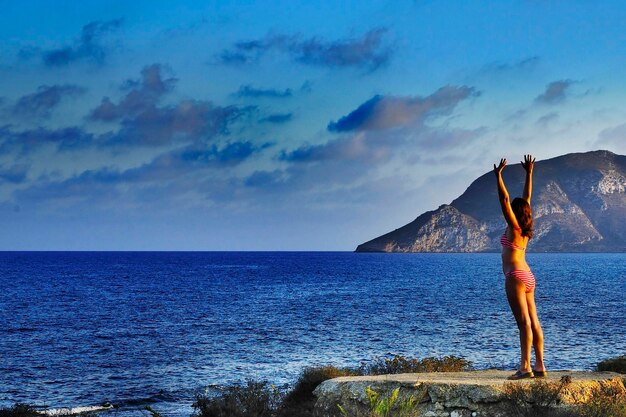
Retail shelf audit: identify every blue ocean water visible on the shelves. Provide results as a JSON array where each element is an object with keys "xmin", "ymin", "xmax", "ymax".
[{"xmin": 0, "ymin": 252, "xmax": 624, "ymax": 416}]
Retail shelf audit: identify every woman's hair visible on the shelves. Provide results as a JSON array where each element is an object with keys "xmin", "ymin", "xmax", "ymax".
[{"xmin": 511, "ymin": 197, "xmax": 534, "ymax": 239}]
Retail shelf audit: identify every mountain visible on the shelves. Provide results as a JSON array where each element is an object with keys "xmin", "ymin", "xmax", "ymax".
[{"xmin": 356, "ymin": 150, "xmax": 626, "ymax": 252}]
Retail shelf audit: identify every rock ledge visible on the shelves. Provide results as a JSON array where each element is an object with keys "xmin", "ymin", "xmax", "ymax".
[{"xmin": 313, "ymin": 370, "xmax": 625, "ymax": 417}]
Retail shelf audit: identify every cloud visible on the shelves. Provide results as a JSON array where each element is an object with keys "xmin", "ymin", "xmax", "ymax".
[
  {"xmin": 294, "ymin": 28, "xmax": 390, "ymax": 69},
  {"xmin": 328, "ymin": 85, "xmax": 478, "ymax": 132},
  {"xmin": 11, "ymin": 84, "xmax": 85, "ymax": 118},
  {"xmin": 99, "ymin": 100, "xmax": 246, "ymax": 148},
  {"xmin": 279, "ymin": 85, "xmax": 481, "ymax": 166},
  {"xmin": 244, "ymin": 169, "xmax": 284, "ymax": 188},
  {"xmin": 300, "ymin": 80, "xmax": 313, "ymax": 93},
  {"xmin": 260, "ymin": 113, "xmax": 293, "ymax": 124},
  {"xmin": 280, "ymin": 132, "xmax": 392, "ymax": 163},
  {"xmin": 535, "ymin": 112, "xmax": 559, "ymax": 127},
  {"xmin": 410, "ymin": 126, "xmax": 486, "ymax": 150},
  {"xmin": 0, "ymin": 65, "xmax": 252, "ymax": 156},
  {"xmin": 244, "ymin": 157, "xmax": 372, "ymax": 195},
  {"xmin": 10, "ymin": 141, "xmax": 272, "ymax": 211},
  {"xmin": 119, "ymin": 141, "xmax": 271, "ymax": 182},
  {"xmin": 234, "ymin": 85, "xmax": 292, "ymax": 98},
  {"xmin": 90, "ymin": 64, "xmax": 249, "ymax": 148},
  {"xmin": 41, "ymin": 19, "xmax": 123, "ymax": 67},
  {"xmin": 596, "ymin": 123, "xmax": 626, "ymax": 152},
  {"xmin": 280, "ymin": 125, "xmax": 483, "ymax": 165},
  {"xmin": 177, "ymin": 141, "xmax": 272, "ymax": 165},
  {"xmin": 482, "ymin": 56, "xmax": 540, "ymax": 74},
  {"xmin": 90, "ymin": 64, "xmax": 176, "ymax": 121},
  {"xmin": 534, "ymin": 80, "xmax": 574, "ymax": 104},
  {"xmin": 218, "ymin": 28, "xmax": 392, "ymax": 71},
  {"xmin": 0, "ymin": 125, "xmax": 95, "ymax": 154},
  {"xmin": 217, "ymin": 50, "xmax": 255, "ymax": 65},
  {"xmin": 0, "ymin": 163, "xmax": 29, "ymax": 183}
]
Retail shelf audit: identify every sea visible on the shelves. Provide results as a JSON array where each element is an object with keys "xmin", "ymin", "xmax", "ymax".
[{"xmin": 0, "ymin": 252, "xmax": 624, "ymax": 417}]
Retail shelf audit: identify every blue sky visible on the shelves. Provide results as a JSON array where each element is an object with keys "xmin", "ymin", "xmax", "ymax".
[{"xmin": 1, "ymin": 0, "xmax": 625, "ymax": 250}]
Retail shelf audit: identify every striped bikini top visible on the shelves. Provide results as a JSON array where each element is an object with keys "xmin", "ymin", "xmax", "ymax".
[{"xmin": 500, "ymin": 233, "xmax": 526, "ymax": 251}]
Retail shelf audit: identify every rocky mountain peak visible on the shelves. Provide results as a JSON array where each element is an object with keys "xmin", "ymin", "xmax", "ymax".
[{"xmin": 356, "ymin": 150, "xmax": 626, "ymax": 252}]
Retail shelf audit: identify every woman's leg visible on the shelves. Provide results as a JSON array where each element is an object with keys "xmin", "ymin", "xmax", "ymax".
[
  {"xmin": 505, "ymin": 276, "xmax": 533, "ymax": 372},
  {"xmin": 526, "ymin": 290, "xmax": 545, "ymax": 371}
]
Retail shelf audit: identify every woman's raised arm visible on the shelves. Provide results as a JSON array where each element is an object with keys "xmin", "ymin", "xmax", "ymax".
[
  {"xmin": 521, "ymin": 154, "xmax": 535, "ymax": 204},
  {"xmin": 494, "ymin": 158, "xmax": 521, "ymax": 230}
]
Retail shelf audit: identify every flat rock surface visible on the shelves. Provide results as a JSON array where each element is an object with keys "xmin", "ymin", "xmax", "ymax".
[
  {"xmin": 313, "ymin": 370, "xmax": 625, "ymax": 416},
  {"xmin": 327, "ymin": 370, "xmax": 622, "ymax": 385}
]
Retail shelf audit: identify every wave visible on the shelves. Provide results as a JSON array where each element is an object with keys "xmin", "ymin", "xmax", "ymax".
[
  {"xmin": 42, "ymin": 404, "xmax": 114, "ymax": 416},
  {"xmin": 39, "ymin": 392, "xmax": 183, "ymax": 416}
]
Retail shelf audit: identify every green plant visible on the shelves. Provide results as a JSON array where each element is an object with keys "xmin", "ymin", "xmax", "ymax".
[
  {"xmin": 365, "ymin": 386, "xmax": 398, "ymax": 417},
  {"xmin": 365, "ymin": 386, "xmax": 420, "ymax": 417},
  {"xmin": 144, "ymin": 406, "xmax": 163, "ymax": 417}
]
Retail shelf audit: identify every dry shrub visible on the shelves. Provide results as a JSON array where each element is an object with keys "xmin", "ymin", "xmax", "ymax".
[
  {"xmin": 502, "ymin": 376, "xmax": 575, "ymax": 417},
  {"xmin": 363, "ymin": 354, "xmax": 472, "ymax": 375},
  {"xmin": 192, "ymin": 379, "xmax": 284, "ymax": 417},
  {"xmin": 576, "ymin": 382, "xmax": 626, "ymax": 417},
  {"xmin": 279, "ymin": 365, "xmax": 361, "ymax": 417}
]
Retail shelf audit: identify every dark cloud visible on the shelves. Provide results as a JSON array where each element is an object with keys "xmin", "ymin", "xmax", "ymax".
[
  {"xmin": 178, "ymin": 141, "xmax": 272, "ymax": 165},
  {"xmin": 300, "ymin": 80, "xmax": 313, "ymax": 93},
  {"xmin": 280, "ymin": 132, "xmax": 394, "ymax": 164},
  {"xmin": 244, "ymin": 169, "xmax": 284, "ymax": 187},
  {"xmin": 279, "ymin": 85, "xmax": 481, "ymax": 166},
  {"xmin": 483, "ymin": 56, "xmax": 540, "ymax": 73},
  {"xmin": 217, "ymin": 50, "xmax": 255, "ymax": 65},
  {"xmin": 12, "ymin": 141, "xmax": 271, "ymax": 204},
  {"xmin": 218, "ymin": 28, "xmax": 392, "ymax": 71},
  {"xmin": 41, "ymin": 19, "xmax": 123, "ymax": 67},
  {"xmin": 295, "ymin": 28, "xmax": 390, "ymax": 69},
  {"xmin": 90, "ymin": 64, "xmax": 248, "ymax": 148},
  {"xmin": 12, "ymin": 85, "xmax": 85, "ymax": 118},
  {"xmin": 534, "ymin": 80, "xmax": 574, "ymax": 104},
  {"xmin": 234, "ymin": 85, "xmax": 292, "ymax": 98},
  {"xmin": 280, "ymin": 125, "xmax": 483, "ymax": 165},
  {"xmin": 118, "ymin": 141, "xmax": 271, "ymax": 182},
  {"xmin": 1, "ymin": 65, "xmax": 251, "ymax": 156},
  {"xmin": 0, "ymin": 125, "xmax": 95, "ymax": 154},
  {"xmin": 328, "ymin": 85, "xmax": 478, "ymax": 132},
  {"xmin": 260, "ymin": 113, "xmax": 293, "ymax": 124},
  {"xmin": 99, "ymin": 100, "xmax": 246, "ymax": 148},
  {"xmin": 244, "ymin": 158, "xmax": 369, "ymax": 195},
  {"xmin": 0, "ymin": 163, "xmax": 29, "ymax": 183},
  {"xmin": 90, "ymin": 64, "xmax": 176, "ymax": 121},
  {"xmin": 536, "ymin": 112, "xmax": 559, "ymax": 127}
]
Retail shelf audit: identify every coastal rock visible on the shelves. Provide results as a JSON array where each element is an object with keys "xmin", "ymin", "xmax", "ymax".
[
  {"xmin": 312, "ymin": 371, "xmax": 625, "ymax": 417},
  {"xmin": 356, "ymin": 150, "xmax": 626, "ymax": 252}
]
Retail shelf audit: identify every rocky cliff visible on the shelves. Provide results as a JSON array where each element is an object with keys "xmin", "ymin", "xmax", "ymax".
[{"xmin": 356, "ymin": 150, "xmax": 626, "ymax": 252}]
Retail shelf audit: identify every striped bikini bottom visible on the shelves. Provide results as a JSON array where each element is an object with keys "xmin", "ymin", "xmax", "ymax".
[{"xmin": 505, "ymin": 270, "xmax": 536, "ymax": 293}]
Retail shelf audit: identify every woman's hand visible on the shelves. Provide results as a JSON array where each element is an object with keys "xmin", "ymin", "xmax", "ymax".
[
  {"xmin": 494, "ymin": 158, "xmax": 507, "ymax": 176},
  {"xmin": 521, "ymin": 154, "xmax": 535, "ymax": 173}
]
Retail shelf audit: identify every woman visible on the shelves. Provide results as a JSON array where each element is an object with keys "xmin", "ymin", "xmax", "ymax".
[{"xmin": 494, "ymin": 154, "xmax": 546, "ymax": 380}]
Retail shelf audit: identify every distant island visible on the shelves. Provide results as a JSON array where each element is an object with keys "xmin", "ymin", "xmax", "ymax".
[{"xmin": 356, "ymin": 150, "xmax": 626, "ymax": 252}]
